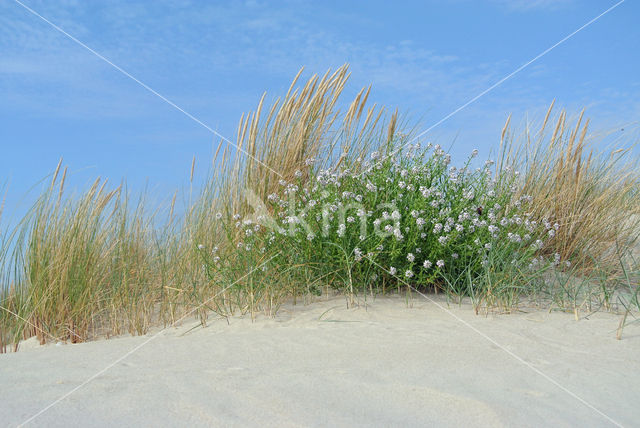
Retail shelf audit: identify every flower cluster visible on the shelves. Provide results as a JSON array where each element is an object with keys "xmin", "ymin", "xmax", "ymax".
[{"xmin": 210, "ymin": 140, "xmax": 557, "ymax": 296}]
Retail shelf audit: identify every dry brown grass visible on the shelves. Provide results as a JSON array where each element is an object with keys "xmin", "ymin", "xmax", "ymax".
[{"xmin": 500, "ymin": 102, "xmax": 640, "ymax": 276}]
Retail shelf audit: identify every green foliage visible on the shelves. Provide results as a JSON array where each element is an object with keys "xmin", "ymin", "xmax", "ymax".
[{"xmin": 201, "ymin": 138, "xmax": 557, "ymax": 308}]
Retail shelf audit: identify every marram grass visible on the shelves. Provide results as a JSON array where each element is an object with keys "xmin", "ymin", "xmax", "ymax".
[{"xmin": 1, "ymin": 66, "xmax": 639, "ymax": 351}]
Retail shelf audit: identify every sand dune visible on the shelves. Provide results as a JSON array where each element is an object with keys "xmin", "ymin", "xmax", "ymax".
[{"xmin": 1, "ymin": 295, "xmax": 638, "ymax": 427}]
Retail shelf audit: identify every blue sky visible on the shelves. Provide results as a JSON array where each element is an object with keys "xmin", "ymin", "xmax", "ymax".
[{"xmin": 1, "ymin": 0, "xmax": 638, "ymax": 223}]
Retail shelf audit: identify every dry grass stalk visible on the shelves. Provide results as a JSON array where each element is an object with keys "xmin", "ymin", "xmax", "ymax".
[{"xmin": 501, "ymin": 103, "xmax": 640, "ymax": 276}]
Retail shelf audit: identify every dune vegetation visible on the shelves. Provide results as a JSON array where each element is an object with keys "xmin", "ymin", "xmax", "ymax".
[{"xmin": 1, "ymin": 65, "xmax": 639, "ymax": 352}]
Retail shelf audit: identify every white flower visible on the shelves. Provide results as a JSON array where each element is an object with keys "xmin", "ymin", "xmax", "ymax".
[
  {"xmin": 294, "ymin": 170, "xmax": 302, "ymax": 178},
  {"xmin": 197, "ymin": 244, "xmax": 205, "ymax": 250},
  {"xmin": 393, "ymin": 228, "xmax": 404, "ymax": 241},
  {"xmin": 508, "ymin": 233, "xmax": 522, "ymax": 243},
  {"xmin": 391, "ymin": 210, "xmax": 401, "ymax": 220},
  {"xmin": 389, "ymin": 266, "xmax": 397, "ymax": 275},
  {"xmin": 423, "ymin": 260, "xmax": 432, "ymax": 269},
  {"xmin": 215, "ymin": 212, "xmax": 223, "ymax": 220},
  {"xmin": 347, "ymin": 216, "xmax": 355, "ymax": 223},
  {"xmin": 405, "ymin": 270, "xmax": 414, "ymax": 278},
  {"xmin": 452, "ymin": 253, "xmax": 459, "ymax": 259},
  {"xmin": 354, "ymin": 248, "xmax": 363, "ymax": 261},
  {"xmin": 407, "ymin": 253, "xmax": 415, "ymax": 262},
  {"xmin": 337, "ymin": 224, "xmax": 346, "ymax": 237},
  {"xmin": 436, "ymin": 260, "xmax": 445, "ymax": 268}
]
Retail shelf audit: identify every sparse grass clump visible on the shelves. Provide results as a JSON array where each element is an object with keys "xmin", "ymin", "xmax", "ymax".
[
  {"xmin": 501, "ymin": 104, "xmax": 640, "ymax": 276},
  {"xmin": 500, "ymin": 104, "xmax": 640, "ymax": 320}
]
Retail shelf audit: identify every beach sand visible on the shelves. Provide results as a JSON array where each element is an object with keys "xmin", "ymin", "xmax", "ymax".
[{"xmin": 1, "ymin": 295, "xmax": 638, "ymax": 427}]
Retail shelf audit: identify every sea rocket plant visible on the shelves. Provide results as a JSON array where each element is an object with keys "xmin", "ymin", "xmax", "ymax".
[{"xmin": 204, "ymin": 139, "xmax": 558, "ymax": 297}]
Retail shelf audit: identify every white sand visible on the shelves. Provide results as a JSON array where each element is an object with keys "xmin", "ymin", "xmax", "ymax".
[{"xmin": 1, "ymin": 295, "xmax": 638, "ymax": 427}]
